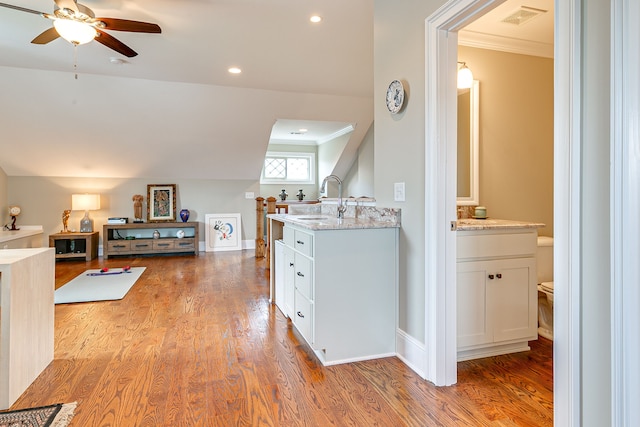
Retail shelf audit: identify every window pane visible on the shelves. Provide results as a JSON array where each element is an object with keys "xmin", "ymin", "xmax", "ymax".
[
  {"xmin": 264, "ymin": 158, "xmax": 286, "ymax": 178},
  {"xmin": 287, "ymin": 158, "xmax": 309, "ymax": 180}
]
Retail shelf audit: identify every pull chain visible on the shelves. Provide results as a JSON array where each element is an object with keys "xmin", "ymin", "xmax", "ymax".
[{"xmin": 73, "ymin": 43, "xmax": 78, "ymax": 79}]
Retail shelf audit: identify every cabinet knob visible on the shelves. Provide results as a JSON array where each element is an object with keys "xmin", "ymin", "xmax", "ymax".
[
  {"xmin": 289, "ymin": 262, "xmax": 294, "ymax": 267},
  {"xmin": 297, "ymin": 311, "xmax": 305, "ymax": 318},
  {"xmin": 488, "ymin": 274, "xmax": 495, "ymax": 280},
  {"xmin": 297, "ymin": 272, "xmax": 304, "ymax": 277},
  {"xmin": 496, "ymin": 273, "xmax": 502, "ymax": 279}
]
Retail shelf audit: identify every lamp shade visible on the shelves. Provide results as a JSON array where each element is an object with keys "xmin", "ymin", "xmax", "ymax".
[
  {"xmin": 53, "ymin": 20, "xmax": 97, "ymax": 45},
  {"xmin": 457, "ymin": 64, "xmax": 474, "ymax": 89},
  {"xmin": 72, "ymin": 194, "xmax": 101, "ymax": 211}
]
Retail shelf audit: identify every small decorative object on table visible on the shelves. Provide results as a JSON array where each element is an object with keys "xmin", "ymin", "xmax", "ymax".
[
  {"xmin": 176, "ymin": 229, "xmax": 185, "ymax": 239},
  {"xmin": 279, "ymin": 189, "xmax": 288, "ymax": 201},
  {"xmin": 153, "ymin": 229, "xmax": 160, "ymax": 239},
  {"xmin": 8, "ymin": 205, "xmax": 21, "ymax": 230},
  {"xmin": 132, "ymin": 194, "xmax": 144, "ymax": 223},
  {"xmin": 297, "ymin": 189, "xmax": 305, "ymax": 201},
  {"xmin": 180, "ymin": 208, "xmax": 190, "ymax": 222}
]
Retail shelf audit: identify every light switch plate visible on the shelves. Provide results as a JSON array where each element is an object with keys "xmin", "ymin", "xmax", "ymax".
[
  {"xmin": 245, "ymin": 192, "xmax": 255, "ymax": 199},
  {"xmin": 394, "ymin": 182, "xmax": 405, "ymax": 202}
]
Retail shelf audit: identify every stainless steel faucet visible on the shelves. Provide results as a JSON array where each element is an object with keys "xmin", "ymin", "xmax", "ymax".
[{"xmin": 320, "ymin": 175, "xmax": 347, "ymax": 219}]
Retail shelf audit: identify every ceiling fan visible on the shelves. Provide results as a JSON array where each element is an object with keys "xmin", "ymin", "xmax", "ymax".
[{"xmin": 0, "ymin": 0, "xmax": 161, "ymax": 57}]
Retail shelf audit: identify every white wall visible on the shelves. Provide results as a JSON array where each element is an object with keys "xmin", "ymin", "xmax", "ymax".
[
  {"xmin": 344, "ymin": 123, "xmax": 375, "ymax": 198},
  {"xmin": 374, "ymin": 0, "xmax": 434, "ymax": 341},
  {"xmin": 0, "ymin": 166, "xmax": 6, "ymax": 226},
  {"xmin": 581, "ymin": 0, "xmax": 612, "ymax": 423}
]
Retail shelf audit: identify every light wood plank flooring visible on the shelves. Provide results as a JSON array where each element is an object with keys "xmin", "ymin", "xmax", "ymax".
[{"xmin": 8, "ymin": 251, "xmax": 553, "ymax": 426}]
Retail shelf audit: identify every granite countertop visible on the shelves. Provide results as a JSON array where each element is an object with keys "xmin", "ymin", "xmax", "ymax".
[
  {"xmin": 269, "ymin": 212, "xmax": 400, "ymax": 231},
  {"xmin": 0, "ymin": 226, "xmax": 43, "ymax": 244},
  {"xmin": 456, "ymin": 218, "xmax": 545, "ymax": 231}
]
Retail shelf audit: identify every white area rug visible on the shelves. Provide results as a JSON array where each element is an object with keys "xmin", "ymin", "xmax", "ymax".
[{"xmin": 55, "ymin": 267, "xmax": 146, "ymax": 304}]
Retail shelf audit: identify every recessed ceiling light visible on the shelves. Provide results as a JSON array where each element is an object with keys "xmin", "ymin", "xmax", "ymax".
[
  {"xmin": 310, "ymin": 15, "xmax": 322, "ymax": 23},
  {"xmin": 298, "ymin": 128, "xmax": 308, "ymax": 133},
  {"xmin": 228, "ymin": 67, "xmax": 242, "ymax": 74}
]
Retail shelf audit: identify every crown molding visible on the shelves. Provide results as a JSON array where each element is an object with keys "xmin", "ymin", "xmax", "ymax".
[{"xmin": 458, "ymin": 29, "xmax": 553, "ymax": 58}]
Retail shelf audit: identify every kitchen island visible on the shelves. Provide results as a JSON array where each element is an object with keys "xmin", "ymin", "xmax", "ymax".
[{"xmin": 268, "ymin": 207, "xmax": 400, "ymax": 365}]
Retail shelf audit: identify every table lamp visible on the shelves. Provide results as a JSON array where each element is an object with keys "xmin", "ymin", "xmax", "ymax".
[{"xmin": 72, "ymin": 194, "xmax": 101, "ymax": 232}]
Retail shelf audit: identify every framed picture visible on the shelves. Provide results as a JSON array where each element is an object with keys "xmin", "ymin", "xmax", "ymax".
[
  {"xmin": 147, "ymin": 184, "xmax": 177, "ymax": 222},
  {"xmin": 205, "ymin": 213, "xmax": 242, "ymax": 252}
]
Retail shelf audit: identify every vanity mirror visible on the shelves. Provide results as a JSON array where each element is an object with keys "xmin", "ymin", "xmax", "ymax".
[{"xmin": 457, "ymin": 80, "xmax": 479, "ymax": 205}]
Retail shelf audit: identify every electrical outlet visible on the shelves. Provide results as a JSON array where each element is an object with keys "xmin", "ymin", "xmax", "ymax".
[
  {"xmin": 245, "ymin": 192, "xmax": 255, "ymax": 199},
  {"xmin": 394, "ymin": 182, "xmax": 405, "ymax": 202}
]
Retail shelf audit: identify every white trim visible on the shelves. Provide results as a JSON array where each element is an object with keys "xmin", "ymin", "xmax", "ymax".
[
  {"xmin": 611, "ymin": 0, "xmax": 640, "ymax": 424},
  {"xmin": 458, "ymin": 29, "xmax": 554, "ymax": 58},
  {"xmin": 425, "ymin": 0, "xmax": 504, "ymax": 387},
  {"xmin": 395, "ymin": 328, "xmax": 427, "ymax": 378},
  {"xmin": 553, "ymin": 0, "xmax": 582, "ymax": 424}
]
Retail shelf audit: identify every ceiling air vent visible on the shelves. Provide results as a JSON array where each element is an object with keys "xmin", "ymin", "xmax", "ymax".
[{"xmin": 501, "ymin": 6, "xmax": 547, "ymax": 26}]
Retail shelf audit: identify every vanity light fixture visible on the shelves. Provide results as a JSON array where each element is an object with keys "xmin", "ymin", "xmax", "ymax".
[{"xmin": 457, "ymin": 62, "xmax": 474, "ymax": 89}]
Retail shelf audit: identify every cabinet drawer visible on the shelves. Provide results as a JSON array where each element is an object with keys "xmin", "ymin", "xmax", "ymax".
[
  {"xmin": 131, "ymin": 241, "xmax": 153, "ymax": 251},
  {"xmin": 153, "ymin": 240, "xmax": 175, "ymax": 251},
  {"xmin": 294, "ymin": 289, "xmax": 313, "ymax": 344},
  {"xmin": 293, "ymin": 229, "xmax": 313, "ymax": 256},
  {"xmin": 457, "ymin": 231, "xmax": 536, "ymax": 260},
  {"xmin": 283, "ymin": 227, "xmax": 294, "ymax": 247},
  {"xmin": 175, "ymin": 239, "xmax": 196, "ymax": 250},
  {"xmin": 294, "ymin": 253, "xmax": 313, "ymax": 300},
  {"xmin": 107, "ymin": 241, "xmax": 131, "ymax": 252}
]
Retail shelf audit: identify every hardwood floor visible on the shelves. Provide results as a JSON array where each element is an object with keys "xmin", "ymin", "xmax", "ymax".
[{"xmin": 9, "ymin": 251, "xmax": 553, "ymax": 426}]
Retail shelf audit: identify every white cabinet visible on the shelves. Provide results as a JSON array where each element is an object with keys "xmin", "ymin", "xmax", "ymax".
[
  {"xmin": 280, "ymin": 224, "xmax": 398, "ymax": 365},
  {"xmin": 457, "ymin": 228, "xmax": 538, "ymax": 361}
]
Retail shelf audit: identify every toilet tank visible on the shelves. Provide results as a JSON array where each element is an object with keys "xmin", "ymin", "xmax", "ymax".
[{"xmin": 536, "ymin": 236, "xmax": 554, "ymax": 284}]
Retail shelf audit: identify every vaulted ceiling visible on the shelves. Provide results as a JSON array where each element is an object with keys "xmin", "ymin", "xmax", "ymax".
[
  {"xmin": 0, "ymin": 0, "xmax": 373, "ymax": 179},
  {"xmin": 0, "ymin": 0, "xmax": 552, "ymax": 180}
]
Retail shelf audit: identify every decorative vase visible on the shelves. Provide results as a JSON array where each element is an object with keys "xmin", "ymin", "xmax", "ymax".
[
  {"xmin": 153, "ymin": 230, "xmax": 160, "ymax": 239},
  {"xmin": 179, "ymin": 209, "xmax": 190, "ymax": 222},
  {"xmin": 297, "ymin": 189, "xmax": 305, "ymax": 201},
  {"xmin": 279, "ymin": 189, "xmax": 288, "ymax": 201}
]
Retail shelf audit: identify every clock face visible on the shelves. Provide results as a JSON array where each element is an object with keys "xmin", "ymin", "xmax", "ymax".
[
  {"xmin": 386, "ymin": 80, "xmax": 404, "ymax": 114},
  {"xmin": 9, "ymin": 206, "xmax": 20, "ymax": 216}
]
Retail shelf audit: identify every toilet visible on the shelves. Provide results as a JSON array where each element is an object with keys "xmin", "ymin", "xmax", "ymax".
[{"xmin": 536, "ymin": 236, "xmax": 554, "ymax": 340}]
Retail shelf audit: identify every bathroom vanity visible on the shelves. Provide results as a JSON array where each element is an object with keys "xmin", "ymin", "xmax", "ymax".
[
  {"xmin": 456, "ymin": 219, "xmax": 544, "ymax": 361},
  {"xmin": 268, "ymin": 208, "xmax": 400, "ymax": 365}
]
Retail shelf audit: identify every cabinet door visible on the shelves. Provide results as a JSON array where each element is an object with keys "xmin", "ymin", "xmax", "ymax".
[
  {"xmin": 274, "ymin": 240, "xmax": 285, "ymax": 314},
  {"xmin": 489, "ymin": 258, "xmax": 537, "ymax": 342},
  {"xmin": 457, "ymin": 262, "xmax": 492, "ymax": 347},
  {"xmin": 283, "ymin": 245, "xmax": 295, "ymax": 319}
]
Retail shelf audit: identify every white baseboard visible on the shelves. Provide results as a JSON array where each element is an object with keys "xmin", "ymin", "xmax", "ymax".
[{"xmin": 396, "ymin": 328, "xmax": 426, "ymax": 379}]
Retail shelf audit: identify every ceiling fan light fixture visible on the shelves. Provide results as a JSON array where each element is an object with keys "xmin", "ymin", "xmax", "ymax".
[{"xmin": 53, "ymin": 19, "xmax": 97, "ymax": 45}]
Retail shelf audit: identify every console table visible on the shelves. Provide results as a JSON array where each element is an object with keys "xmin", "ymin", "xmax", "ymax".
[
  {"xmin": 49, "ymin": 231, "xmax": 99, "ymax": 261},
  {"xmin": 103, "ymin": 222, "xmax": 199, "ymax": 259}
]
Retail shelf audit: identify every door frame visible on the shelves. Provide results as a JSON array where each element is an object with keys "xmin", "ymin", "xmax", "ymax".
[{"xmin": 424, "ymin": 0, "xmax": 582, "ymax": 424}]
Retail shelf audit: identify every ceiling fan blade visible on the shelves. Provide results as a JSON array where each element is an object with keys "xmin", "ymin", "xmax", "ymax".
[
  {"xmin": 96, "ymin": 18, "xmax": 161, "ymax": 33},
  {"xmin": 0, "ymin": 2, "xmax": 46, "ymax": 16},
  {"xmin": 94, "ymin": 29, "xmax": 137, "ymax": 57},
  {"xmin": 31, "ymin": 27, "xmax": 60, "ymax": 44},
  {"xmin": 54, "ymin": 0, "xmax": 79, "ymax": 13}
]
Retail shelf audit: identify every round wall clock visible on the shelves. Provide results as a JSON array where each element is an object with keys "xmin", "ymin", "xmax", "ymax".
[{"xmin": 386, "ymin": 79, "xmax": 405, "ymax": 114}]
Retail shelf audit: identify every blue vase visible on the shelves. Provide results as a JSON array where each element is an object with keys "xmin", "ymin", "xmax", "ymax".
[{"xmin": 179, "ymin": 209, "xmax": 190, "ymax": 222}]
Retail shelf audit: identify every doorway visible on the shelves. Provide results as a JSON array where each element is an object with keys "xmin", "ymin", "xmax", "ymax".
[{"xmin": 424, "ymin": 0, "xmax": 580, "ymax": 425}]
